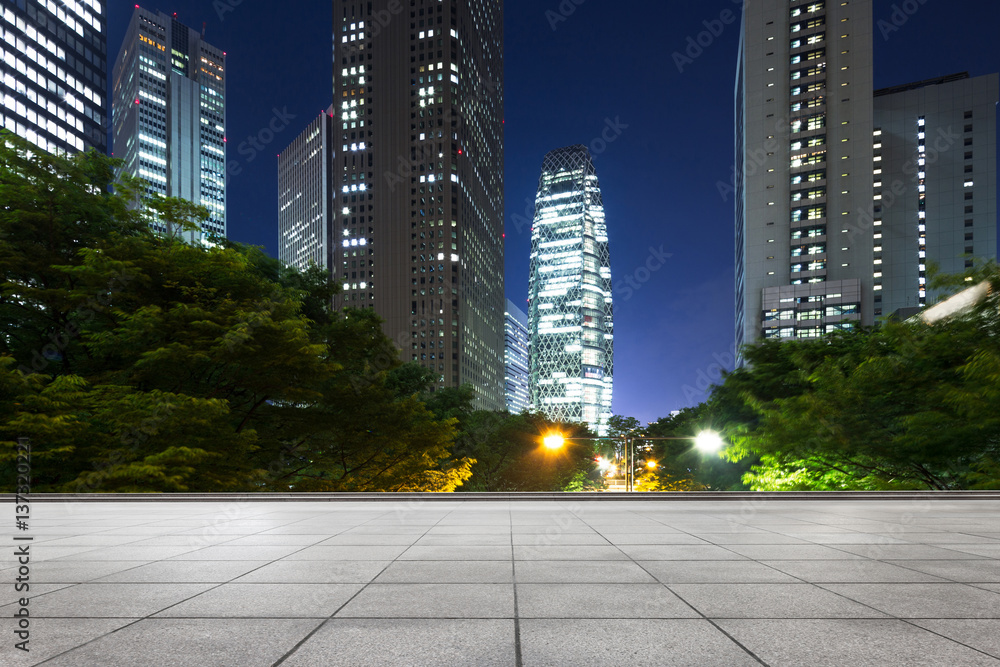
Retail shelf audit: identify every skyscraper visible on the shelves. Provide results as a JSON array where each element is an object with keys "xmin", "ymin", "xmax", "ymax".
[
  {"xmin": 1, "ymin": 0, "xmax": 107, "ymax": 155},
  {"xmin": 504, "ymin": 299, "xmax": 529, "ymax": 414},
  {"xmin": 279, "ymin": 108, "xmax": 336, "ymax": 273},
  {"xmin": 735, "ymin": 0, "xmax": 874, "ymax": 359},
  {"xmin": 112, "ymin": 8, "xmax": 226, "ymax": 240},
  {"xmin": 527, "ymin": 145, "xmax": 613, "ymax": 436},
  {"xmin": 331, "ymin": 0, "xmax": 505, "ymax": 410},
  {"xmin": 735, "ymin": 0, "xmax": 998, "ymax": 361}
]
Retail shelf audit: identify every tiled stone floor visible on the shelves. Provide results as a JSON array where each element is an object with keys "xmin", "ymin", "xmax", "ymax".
[{"xmin": 2, "ymin": 498, "xmax": 999, "ymax": 666}]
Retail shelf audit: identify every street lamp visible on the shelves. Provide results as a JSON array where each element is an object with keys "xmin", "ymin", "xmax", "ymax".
[
  {"xmin": 543, "ymin": 434, "xmax": 565, "ymax": 450},
  {"xmin": 695, "ymin": 431, "xmax": 724, "ymax": 453}
]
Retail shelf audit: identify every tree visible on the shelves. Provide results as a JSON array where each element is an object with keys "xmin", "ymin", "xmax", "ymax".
[
  {"xmin": 718, "ymin": 264, "xmax": 1000, "ymax": 490},
  {"xmin": 0, "ymin": 132, "xmax": 471, "ymax": 493},
  {"xmin": 453, "ymin": 412, "xmax": 601, "ymax": 492}
]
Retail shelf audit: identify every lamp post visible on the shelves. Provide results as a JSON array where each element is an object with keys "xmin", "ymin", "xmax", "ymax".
[
  {"xmin": 620, "ymin": 431, "xmax": 726, "ymax": 492},
  {"xmin": 539, "ymin": 431, "xmax": 725, "ymax": 492}
]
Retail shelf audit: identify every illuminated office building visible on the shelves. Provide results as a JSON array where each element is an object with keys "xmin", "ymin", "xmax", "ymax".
[
  {"xmin": 735, "ymin": 0, "xmax": 997, "ymax": 363},
  {"xmin": 1, "ymin": 0, "xmax": 107, "ymax": 154},
  {"xmin": 504, "ymin": 299, "xmax": 529, "ymax": 414},
  {"xmin": 278, "ymin": 108, "xmax": 336, "ymax": 272},
  {"xmin": 527, "ymin": 145, "xmax": 613, "ymax": 436},
  {"xmin": 112, "ymin": 7, "xmax": 226, "ymax": 240},
  {"xmin": 331, "ymin": 0, "xmax": 505, "ymax": 409}
]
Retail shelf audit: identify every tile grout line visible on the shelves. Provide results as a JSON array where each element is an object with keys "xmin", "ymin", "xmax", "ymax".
[
  {"xmin": 510, "ymin": 501, "xmax": 524, "ymax": 667},
  {"xmin": 576, "ymin": 504, "xmax": 774, "ymax": 666},
  {"xmin": 269, "ymin": 503, "xmax": 456, "ymax": 666},
  {"xmin": 31, "ymin": 506, "xmax": 409, "ymax": 665}
]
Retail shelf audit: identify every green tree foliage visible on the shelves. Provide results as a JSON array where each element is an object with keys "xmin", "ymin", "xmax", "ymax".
[
  {"xmin": 453, "ymin": 411, "xmax": 601, "ymax": 492},
  {"xmin": 720, "ymin": 265, "xmax": 1000, "ymax": 490},
  {"xmin": 0, "ymin": 132, "xmax": 469, "ymax": 492},
  {"xmin": 642, "ymin": 407, "xmax": 752, "ymax": 491}
]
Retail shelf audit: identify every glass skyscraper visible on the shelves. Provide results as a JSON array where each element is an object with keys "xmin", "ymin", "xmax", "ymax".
[
  {"xmin": 527, "ymin": 145, "xmax": 613, "ymax": 436},
  {"xmin": 504, "ymin": 298, "xmax": 529, "ymax": 414},
  {"xmin": 112, "ymin": 8, "xmax": 226, "ymax": 241}
]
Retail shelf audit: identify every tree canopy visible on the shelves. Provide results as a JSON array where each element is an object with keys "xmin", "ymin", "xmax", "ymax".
[{"xmin": 0, "ymin": 132, "xmax": 471, "ymax": 492}]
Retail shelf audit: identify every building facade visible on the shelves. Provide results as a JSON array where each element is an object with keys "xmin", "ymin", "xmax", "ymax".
[
  {"xmin": 112, "ymin": 8, "xmax": 226, "ymax": 241},
  {"xmin": 527, "ymin": 145, "xmax": 613, "ymax": 436},
  {"xmin": 736, "ymin": 0, "xmax": 874, "ymax": 359},
  {"xmin": 504, "ymin": 299, "xmax": 529, "ymax": 414},
  {"xmin": 736, "ymin": 0, "xmax": 998, "ymax": 361},
  {"xmin": 330, "ymin": 0, "xmax": 505, "ymax": 410},
  {"xmin": 278, "ymin": 108, "xmax": 336, "ymax": 272},
  {"xmin": 872, "ymin": 73, "xmax": 998, "ymax": 313},
  {"xmin": 1, "ymin": 0, "xmax": 107, "ymax": 154}
]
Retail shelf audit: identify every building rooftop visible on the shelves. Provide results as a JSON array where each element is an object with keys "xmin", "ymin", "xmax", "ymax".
[
  {"xmin": 4, "ymin": 495, "xmax": 1000, "ymax": 665},
  {"xmin": 874, "ymin": 72, "xmax": 970, "ymax": 97}
]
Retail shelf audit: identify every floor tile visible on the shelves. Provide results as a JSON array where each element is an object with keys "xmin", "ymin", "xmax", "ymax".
[
  {"xmin": 374, "ymin": 560, "xmax": 513, "ymax": 583},
  {"xmin": 154, "ymin": 583, "xmax": 364, "ymax": 618},
  {"xmin": 233, "ymin": 560, "xmax": 390, "ymax": 584},
  {"xmin": 335, "ymin": 583, "xmax": 514, "ymax": 618},
  {"xmin": 514, "ymin": 560, "xmax": 656, "ymax": 583},
  {"xmin": 517, "ymin": 583, "xmax": 698, "ymax": 619},
  {"xmin": 38, "ymin": 619, "xmax": 321, "ymax": 667},
  {"xmin": 519, "ymin": 619, "xmax": 760, "ymax": 666},
  {"xmin": 718, "ymin": 619, "xmax": 1000, "ymax": 667},
  {"xmin": 670, "ymin": 583, "xmax": 889, "ymax": 618},
  {"xmin": 280, "ymin": 619, "xmax": 516, "ymax": 666},
  {"xmin": 821, "ymin": 583, "xmax": 1000, "ymax": 618}
]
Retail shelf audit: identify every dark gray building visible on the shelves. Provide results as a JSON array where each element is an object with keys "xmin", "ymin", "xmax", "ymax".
[
  {"xmin": 1, "ymin": 0, "xmax": 107, "ymax": 154},
  {"xmin": 331, "ymin": 0, "xmax": 505, "ymax": 409},
  {"xmin": 872, "ymin": 73, "xmax": 998, "ymax": 313}
]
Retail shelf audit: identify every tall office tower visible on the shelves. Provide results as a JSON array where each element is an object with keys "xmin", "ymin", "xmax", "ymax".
[
  {"xmin": 504, "ymin": 298, "xmax": 529, "ymax": 414},
  {"xmin": 736, "ymin": 0, "xmax": 874, "ymax": 360},
  {"xmin": 872, "ymin": 73, "xmax": 998, "ymax": 315},
  {"xmin": 331, "ymin": 0, "xmax": 505, "ymax": 410},
  {"xmin": 279, "ymin": 108, "xmax": 336, "ymax": 272},
  {"xmin": 1, "ymin": 0, "xmax": 107, "ymax": 154},
  {"xmin": 112, "ymin": 8, "xmax": 226, "ymax": 241},
  {"xmin": 527, "ymin": 145, "xmax": 613, "ymax": 436}
]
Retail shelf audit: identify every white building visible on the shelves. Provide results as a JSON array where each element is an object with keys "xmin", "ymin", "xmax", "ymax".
[{"xmin": 528, "ymin": 145, "xmax": 613, "ymax": 435}]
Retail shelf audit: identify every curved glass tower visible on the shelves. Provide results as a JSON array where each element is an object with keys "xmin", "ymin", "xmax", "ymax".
[{"xmin": 527, "ymin": 145, "xmax": 613, "ymax": 435}]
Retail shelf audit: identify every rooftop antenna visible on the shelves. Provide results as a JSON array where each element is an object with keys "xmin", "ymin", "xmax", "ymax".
[{"xmin": 202, "ymin": 21, "xmax": 206, "ymax": 38}]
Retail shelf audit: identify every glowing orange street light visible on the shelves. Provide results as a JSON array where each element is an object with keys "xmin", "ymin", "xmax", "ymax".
[{"xmin": 543, "ymin": 434, "xmax": 565, "ymax": 450}]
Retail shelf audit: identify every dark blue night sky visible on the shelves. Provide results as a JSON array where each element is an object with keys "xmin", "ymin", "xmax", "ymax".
[{"xmin": 110, "ymin": 1, "xmax": 1000, "ymax": 424}]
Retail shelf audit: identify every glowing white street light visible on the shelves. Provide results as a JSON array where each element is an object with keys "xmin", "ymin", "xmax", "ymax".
[{"xmin": 695, "ymin": 431, "xmax": 724, "ymax": 453}]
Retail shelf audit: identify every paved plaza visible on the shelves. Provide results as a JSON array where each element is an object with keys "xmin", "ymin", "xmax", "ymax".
[{"xmin": 2, "ymin": 496, "xmax": 1000, "ymax": 666}]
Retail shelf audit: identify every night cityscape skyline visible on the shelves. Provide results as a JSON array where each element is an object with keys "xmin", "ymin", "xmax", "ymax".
[{"xmin": 99, "ymin": 0, "xmax": 1000, "ymax": 425}]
